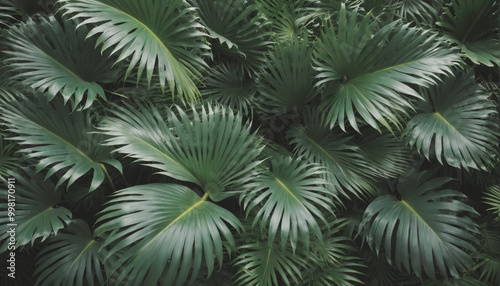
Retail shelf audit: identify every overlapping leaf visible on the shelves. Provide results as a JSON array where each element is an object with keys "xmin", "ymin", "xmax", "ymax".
[
  {"xmin": 242, "ymin": 156, "xmax": 331, "ymax": 252},
  {"xmin": 361, "ymin": 167, "xmax": 480, "ymax": 279},
  {"xmin": 405, "ymin": 72, "xmax": 499, "ymax": 171},
  {"xmin": 60, "ymin": 0, "xmax": 208, "ymax": 102},
  {"xmin": 313, "ymin": 5, "xmax": 459, "ymax": 132},
  {"xmin": 5, "ymin": 16, "xmax": 116, "ymax": 110},
  {"xmin": 437, "ymin": 0, "xmax": 500, "ymax": 67},
  {"xmin": 193, "ymin": 0, "xmax": 272, "ymax": 73},
  {"xmin": 100, "ymin": 102, "xmax": 263, "ymax": 201},
  {"xmin": 35, "ymin": 219, "xmax": 106, "ymax": 286},
  {"xmin": 0, "ymin": 169, "xmax": 72, "ymax": 252},
  {"xmin": 1, "ymin": 96, "xmax": 122, "ymax": 192},
  {"xmin": 95, "ymin": 183, "xmax": 241, "ymax": 286}
]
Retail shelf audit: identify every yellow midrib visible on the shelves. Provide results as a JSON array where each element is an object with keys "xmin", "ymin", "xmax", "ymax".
[
  {"xmin": 70, "ymin": 240, "xmax": 95, "ymax": 268},
  {"xmin": 401, "ymin": 200, "xmax": 443, "ymax": 243},
  {"xmin": 141, "ymin": 192, "xmax": 209, "ymax": 250},
  {"xmin": 272, "ymin": 175, "xmax": 303, "ymax": 206}
]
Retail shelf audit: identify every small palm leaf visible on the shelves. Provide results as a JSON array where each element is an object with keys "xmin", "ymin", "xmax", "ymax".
[
  {"xmin": 202, "ymin": 63, "xmax": 256, "ymax": 115},
  {"xmin": 288, "ymin": 111, "xmax": 376, "ymax": 198},
  {"xmin": 257, "ymin": 38, "xmax": 318, "ymax": 114},
  {"xmin": 437, "ymin": 0, "xmax": 500, "ymax": 67},
  {"xmin": 301, "ymin": 217, "xmax": 364, "ymax": 286},
  {"xmin": 404, "ymin": 72, "xmax": 499, "ymax": 171},
  {"xmin": 0, "ymin": 134, "xmax": 19, "ymax": 179},
  {"xmin": 485, "ymin": 185, "xmax": 500, "ymax": 218},
  {"xmin": 5, "ymin": 16, "xmax": 116, "ymax": 110},
  {"xmin": 0, "ymin": 169, "xmax": 72, "ymax": 252},
  {"xmin": 100, "ymin": 102, "xmax": 263, "ymax": 202},
  {"xmin": 233, "ymin": 241, "xmax": 306, "ymax": 286},
  {"xmin": 242, "ymin": 156, "xmax": 331, "ymax": 252},
  {"xmin": 60, "ymin": 0, "xmax": 208, "ymax": 102},
  {"xmin": 361, "ymin": 167, "xmax": 480, "ymax": 279},
  {"xmin": 193, "ymin": 0, "xmax": 272, "ymax": 73},
  {"xmin": 2, "ymin": 95, "xmax": 122, "ymax": 192},
  {"xmin": 256, "ymin": 0, "xmax": 308, "ymax": 40},
  {"xmin": 34, "ymin": 219, "xmax": 106, "ymax": 286},
  {"xmin": 95, "ymin": 183, "xmax": 241, "ymax": 286},
  {"xmin": 313, "ymin": 5, "xmax": 459, "ymax": 132}
]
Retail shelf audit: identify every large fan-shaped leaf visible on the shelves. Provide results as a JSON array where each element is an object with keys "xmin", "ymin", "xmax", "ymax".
[
  {"xmin": 288, "ymin": 111, "xmax": 376, "ymax": 198},
  {"xmin": 100, "ymin": 102, "xmax": 263, "ymax": 201},
  {"xmin": 95, "ymin": 183, "xmax": 241, "ymax": 286},
  {"xmin": 257, "ymin": 38, "xmax": 318, "ymax": 114},
  {"xmin": 313, "ymin": 5, "xmax": 460, "ymax": 132},
  {"xmin": 437, "ymin": 0, "xmax": 500, "ymax": 67},
  {"xmin": 60, "ymin": 0, "xmax": 208, "ymax": 102},
  {"xmin": 404, "ymin": 72, "xmax": 499, "ymax": 171},
  {"xmin": 5, "ymin": 16, "xmax": 116, "ymax": 110},
  {"xmin": 193, "ymin": 0, "xmax": 272, "ymax": 73},
  {"xmin": 0, "ymin": 169, "xmax": 72, "ymax": 252},
  {"xmin": 234, "ymin": 241, "xmax": 306, "ymax": 286},
  {"xmin": 1, "ymin": 96, "xmax": 122, "ymax": 192},
  {"xmin": 361, "ymin": 167, "xmax": 480, "ymax": 279},
  {"xmin": 242, "ymin": 156, "xmax": 331, "ymax": 252},
  {"xmin": 34, "ymin": 219, "xmax": 106, "ymax": 286}
]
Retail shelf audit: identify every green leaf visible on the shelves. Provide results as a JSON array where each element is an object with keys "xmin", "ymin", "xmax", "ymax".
[
  {"xmin": 234, "ymin": 242, "xmax": 306, "ymax": 286},
  {"xmin": 404, "ymin": 72, "xmax": 499, "ymax": 171},
  {"xmin": 60, "ymin": 0, "xmax": 208, "ymax": 102},
  {"xmin": 95, "ymin": 183, "xmax": 241, "ymax": 286},
  {"xmin": 257, "ymin": 38, "xmax": 318, "ymax": 114},
  {"xmin": 100, "ymin": 102, "xmax": 263, "ymax": 201},
  {"xmin": 243, "ymin": 156, "xmax": 331, "ymax": 252},
  {"xmin": 0, "ymin": 169, "xmax": 72, "ymax": 252},
  {"xmin": 437, "ymin": 0, "xmax": 500, "ymax": 67},
  {"xmin": 361, "ymin": 167, "xmax": 480, "ymax": 279},
  {"xmin": 5, "ymin": 16, "xmax": 116, "ymax": 110},
  {"xmin": 485, "ymin": 185, "xmax": 500, "ymax": 218},
  {"xmin": 288, "ymin": 111, "xmax": 377, "ymax": 199},
  {"xmin": 193, "ymin": 0, "xmax": 272, "ymax": 73},
  {"xmin": 34, "ymin": 219, "xmax": 106, "ymax": 286},
  {"xmin": 202, "ymin": 63, "xmax": 256, "ymax": 116},
  {"xmin": 313, "ymin": 5, "xmax": 460, "ymax": 132},
  {"xmin": 2, "ymin": 95, "xmax": 122, "ymax": 192}
]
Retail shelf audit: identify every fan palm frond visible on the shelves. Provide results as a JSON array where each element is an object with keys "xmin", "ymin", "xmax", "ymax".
[
  {"xmin": 34, "ymin": 219, "xmax": 106, "ymax": 286},
  {"xmin": 100, "ymin": 102, "xmax": 263, "ymax": 201},
  {"xmin": 361, "ymin": 167, "xmax": 480, "ymax": 279},
  {"xmin": 242, "ymin": 156, "xmax": 331, "ymax": 252},
  {"xmin": 60, "ymin": 0, "xmax": 208, "ymax": 102},
  {"xmin": 404, "ymin": 72, "xmax": 499, "ymax": 171},
  {"xmin": 1, "ymin": 95, "xmax": 122, "ymax": 192},
  {"xmin": 95, "ymin": 183, "xmax": 241, "ymax": 286},
  {"xmin": 0, "ymin": 169, "xmax": 72, "ymax": 252},
  {"xmin": 5, "ymin": 16, "xmax": 116, "ymax": 110},
  {"xmin": 437, "ymin": 0, "xmax": 500, "ymax": 67},
  {"xmin": 485, "ymin": 185, "xmax": 500, "ymax": 218},
  {"xmin": 313, "ymin": 4, "xmax": 460, "ymax": 133}
]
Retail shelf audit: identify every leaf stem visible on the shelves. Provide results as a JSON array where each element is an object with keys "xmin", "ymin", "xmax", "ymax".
[{"xmin": 100, "ymin": 163, "xmax": 116, "ymax": 192}]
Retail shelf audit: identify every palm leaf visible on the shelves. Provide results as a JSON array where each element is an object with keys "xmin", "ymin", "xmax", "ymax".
[
  {"xmin": 0, "ymin": 169, "xmax": 72, "ymax": 252},
  {"xmin": 233, "ymin": 241, "xmax": 306, "ymax": 286},
  {"xmin": 255, "ymin": 0, "xmax": 308, "ymax": 40},
  {"xmin": 485, "ymin": 185, "xmax": 500, "ymax": 218},
  {"xmin": 437, "ymin": 0, "xmax": 500, "ymax": 67},
  {"xmin": 1, "ymin": 95, "xmax": 122, "ymax": 192},
  {"xmin": 5, "ymin": 16, "xmax": 116, "ymax": 110},
  {"xmin": 0, "ymin": 0, "xmax": 15, "ymax": 27},
  {"xmin": 0, "ymin": 134, "xmax": 19, "ymax": 179},
  {"xmin": 257, "ymin": 38, "xmax": 318, "ymax": 114},
  {"xmin": 288, "ymin": 110, "xmax": 377, "ymax": 199},
  {"xmin": 99, "ymin": 102, "xmax": 263, "ymax": 202},
  {"xmin": 95, "ymin": 183, "xmax": 241, "ymax": 286},
  {"xmin": 313, "ymin": 4, "xmax": 459, "ymax": 132},
  {"xmin": 193, "ymin": 0, "xmax": 272, "ymax": 73},
  {"xmin": 361, "ymin": 167, "xmax": 480, "ymax": 279},
  {"xmin": 60, "ymin": 0, "xmax": 208, "ymax": 102},
  {"xmin": 242, "ymin": 156, "xmax": 331, "ymax": 252},
  {"xmin": 404, "ymin": 72, "xmax": 499, "ymax": 171},
  {"xmin": 34, "ymin": 219, "xmax": 106, "ymax": 286},
  {"xmin": 202, "ymin": 63, "xmax": 256, "ymax": 116}
]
